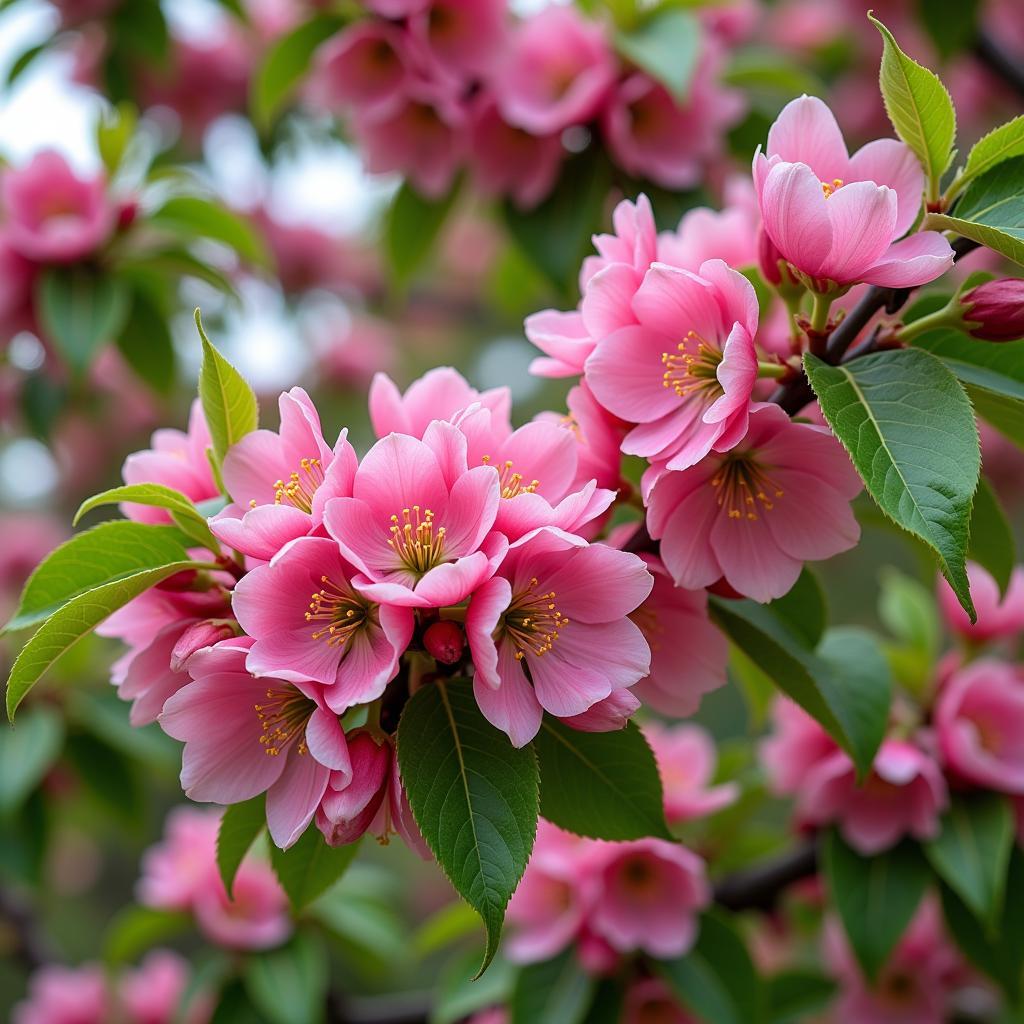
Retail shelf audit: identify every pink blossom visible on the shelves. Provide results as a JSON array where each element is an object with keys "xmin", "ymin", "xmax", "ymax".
[
  {"xmin": 12, "ymin": 964, "xmax": 109, "ymax": 1024},
  {"xmin": 232, "ymin": 536, "xmax": 413, "ymax": 711},
  {"xmin": 380, "ymin": 758, "xmax": 432, "ymax": 859},
  {"xmin": 408, "ymin": 0, "xmax": 507, "ymax": 79},
  {"xmin": 525, "ymin": 309, "xmax": 594, "ymax": 379},
  {"xmin": 120, "ymin": 951, "xmax": 211, "ymax": 1024},
  {"xmin": 935, "ymin": 659, "xmax": 1024, "ymax": 793},
  {"xmin": 937, "ymin": 562, "xmax": 1024, "ymax": 643},
  {"xmin": 559, "ymin": 382, "xmax": 627, "ymax": 493},
  {"xmin": 492, "ymin": 5, "xmax": 616, "ymax": 135},
  {"xmin": 0, "ymin": 236, "xmax": 36, "ymax": 337},
  {"xmin": 313, "ymin": 313, "xmax": 397, "ymax": 389},
  {"xmin": 753, "ymin": 95, "xmax": 953, "ymax": 290},
  {"xmin": 629, "ymin": 557, "xmax": 728, "ymax": 717},
  {"xmin": 467, "ymin": 528, "xmax": 652, "ymax": 746},
  {"xmin": 1, "ymin": 151, "xmax": 116, "ymax": 263},
  {"xmin": 760, "ymin": 697, "xmax": 838, "ymax": 795},
  {"xmin": 192, "ymin": 858, "xmax": 292, "ymax": 950},
  {"xmin": 316, "ymin": 730, "xmax": 392, "ymax": 846},
  {"xmin": 646, "ymin": 403, "xmax": 862, "ymax": 601},
  {"xmin": 585, "ymin": 259, "xmax": 759, "ymax": 471},
  {"xmin": 160, "ymin": 638, "xmax": 350, "ymax": 848},
  {"xmin": 646, "ymin": 722, "xmax": 738, "ymax": 823},
  {"xmin": 365, "ymin": 0, "xmax": 427, "ymax": 16},
  {"xmin": 797, "ymin": 740, "xmax": 948, "ymax": 855},
  {"xmin": 323, "ymin": 427, "xmax": 507, "ymax": 609},
  {"xmin": 961, "ymin": 277, "xmax": 1024, "ymax": 342},
  {"xmin": 561, "ymin": 688, "xmax": 640, "ymax": 733},
  {"xmin": 138, "ymin": 806, "xmax": 223, "ymax": 911},
  {"xmin": 623, "ymin": 978, "xmax": 696, "ymax": 1024},
  {"xmin": 0, "ymin": 513, "xmax": 64, "ymax": 620}
]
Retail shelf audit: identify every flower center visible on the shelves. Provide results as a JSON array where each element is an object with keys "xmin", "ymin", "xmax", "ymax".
[
  {"xmin": 482, "ymin": 455, "xmax": 540, "ymax": 499},
  {"xmin": 503, "ymin": 576, "xmax": 569, "ymax": 661},
  {"xmin": 821, "ymin": 177, "xmax": 844, "ymax": 198},
  {"xmin": 256, "ymin": 456, "xmax": 324, "ymax": 514},
  {"xmin": 306, "ymin": 575, "xmax": 369, "ymax": 647},
  {"xmin": 661, "ymin": 331, "xmax": 723, "ymax": 399},
  {"xmin": 389, "ymin": 506, "xmax": 446, "ymax": 575},
  {"xmin": 711, "ymin": 456, "xmax": 784, "ymax": 521},
  {"xmin": 253, "ymin": 685, "xmax": 315, "ymax": 756}
]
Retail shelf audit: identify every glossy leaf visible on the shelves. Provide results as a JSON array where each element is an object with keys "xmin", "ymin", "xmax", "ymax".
[
  {"xmin": 877, "ymin": 568, "xmax": 940, "ymax": 691},
  {"xmin": 0, "ymin": 705, "xmax": 64, "ymax": 815},
  {"xmin": 217, "ymin": 795, "xmax": 266, "ymax": 898},
  {"xmin": 968, "ymin": 476, "xmax": 1016, "ymax": 596},
  {"xmin": 385, "ymin": 178, "xmax": 461, "ymax": 286},
  {"xmin": 765, "ymin": 567, "xmax": 826, "ymax": 649},
  {"xmin": 244, "ymin": 932, "xmax": 328, "ymax": 1024},
  {"xmin": 614, "ymin": 8, "xmax": 701, "ymax": 103},
  {"xmin": 961, "ymin": 114, "xmax": 1024, "ymax": 188},
  {"xmin": 510, "ymin": 948, "xmax": 595, "ymax": 1024},
  {"xmin": 269, "ymin": 825, "xmax": 360, "ymax": 911},
  {"xmin": 150, "ymin": 196, "xmax": 269, "ymax": 266}
]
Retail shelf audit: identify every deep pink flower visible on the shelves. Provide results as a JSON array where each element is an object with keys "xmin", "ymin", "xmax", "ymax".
[
  {"xmin": 379, "ymin": 757, "xmax": 432, "ymax": 859},
  {"xmin": 324, "ymin": 428, "xmax": 507, "ymax": 609},
  {"xmin": 120, "ymin": 950, "xmax": 211, "ymax": 1024},
  {"xmin": 160, "ymin": 638, "xmax": 351, "ymax": 848},
  {"xmin": 493, "ymin": 5, "xmax": 616, "ymax": 134},
  {"xmin": 962, "ymin": 277, "xmax": 1024, "ymax": 341},
  {"xmin": 559, "ymin": 382, "xmax": 628, "ymax": 494},
  {"xmin": 365, "ymin": 0, "xmax": 427, "ymax": 15},
  {"xmin": 646, "ymin": 722, "xmax": 738, "ymax": 823},
  {"xmin": 797, "ymin": 740, "xmax": 948, "ymax": 855},
  {"xmin": 935, "ymin": 659, "xmax": 1024, "ymax": 793},
  {"xmin": 316, "ymin": 730, "xmax": 392, "ymax": 846},
  {"xmin": 760, "ymin": 697, "xmax": 838, "ymax": 794},
  {"xmin": 467, "ymin": 529, "xmax": 652, "ymax": 746},
  {"xmin": 0, "ymin": 236, "xmax": 36, "ymax": 336},
  {"xmin": 408, "ymin": 0, "xmax": 507, "ymax": 79},
  {"xmin": 937, "ymin": 562, "xmax": 1024, "ymax": 643},
  {"xmin": 12, "ymin": 964, "xmax": 109, "ymax": 1024},
  {"xmin": 232, "ymin": 536, "xmax": 413, "ymax": 712},
  {"xmin": 753, "ymin": 95, "xmax": 953, "ymax": 289},
  {"xmin": 646, "ymin": 403, "xmax": 862, "ymax": 601},
  {"xmin": 586, "ymin": 259, "xmax": 759, "ymax": 471},
  {"xmin": 169, "ymin": 619, "xmax": 236, "ymax": 673}
]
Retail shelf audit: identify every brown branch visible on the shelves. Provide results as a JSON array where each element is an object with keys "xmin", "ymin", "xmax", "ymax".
[{"xmin": 712, "ymin": 838, "xmax": 819, "ymax": 912}]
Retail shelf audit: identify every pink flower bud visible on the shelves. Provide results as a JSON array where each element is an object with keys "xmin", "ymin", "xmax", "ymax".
[
  {"xmin": 315, "ymin": 731, "xmax": 391, "ymax": 847},
  {"xmin": 962, "ymin": 278, "xmax": 1024, "ymax": 341},
  {"xmin": 169, "ymin": 619, "xmax": 235, "ymax": 672},
  {"xmin": 423, "ymin": 620, "xmax": 465, "ymax": 665}
]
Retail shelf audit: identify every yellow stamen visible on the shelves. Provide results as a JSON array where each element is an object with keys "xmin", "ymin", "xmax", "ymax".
[
  {"xmin": 482, "ymin": 455, "xmax": 540, "ymax": 499},
  {"xmin": 661, "ymin": 330, "xmax": 723, "ymax": 399},
  {"xmin": 388, "ymin": 506, "xmax": 447, "ymax": 575},
  {"xmin": 711, "ymin": 456, "xmax": 784, "ymax": 522},
  {"xmin": 503, "ymin": 576, "xmax": 569, "ymax": 660},
  {"xmin": 273, "ymin": 457, "xmax": 324, "ymax": 514},
  {"xmin": 306, "ymin": 574, "xmax": 369, "ymax": 648},
  {"xmin": 253, "ymin": 686, "xmax": 315, "ymax": 756},
  {"xmin": 821, "ymin": 178, "xmax": 844, "ymax": 198}
]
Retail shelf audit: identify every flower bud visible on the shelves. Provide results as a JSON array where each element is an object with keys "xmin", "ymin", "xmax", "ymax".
[
  {"xmin": 962, "ymin": 278, "xmax": 1024, "ymax": 341},
  {"xmin": 315, "ymin": 731, "xmax": 391, "ymax": 847},
  {"xmin": 562, "ymin": 689, "xmax": 640, "ymax": 732},
  {"xmin": 169, "ymin": 619, "xmax": 235, "ymax": 672},
  {"xmin": 423, "ymin": 619, "xmax": 465, "ymax": 665}
]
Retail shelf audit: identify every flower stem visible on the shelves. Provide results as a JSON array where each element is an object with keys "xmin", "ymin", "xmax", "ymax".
[
  {"xmin": 810, "ymin": 293, "xmax": 832, "ymax": 335},
  {"xmin": 757, "ymin": 361, "xmax": 788, "ymax": 379},
  {"xmin": 892, "ymin": 300, "xmax": 958, "ymax": 344}
]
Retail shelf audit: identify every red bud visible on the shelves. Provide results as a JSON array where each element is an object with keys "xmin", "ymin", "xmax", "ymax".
[
  {"xmin": 423, "ymin": 620, "xmax": 465, "ymax": 665},
  {"xmin": 962, "ymin": 278, "xmax": 1024, "ymax": 342}
]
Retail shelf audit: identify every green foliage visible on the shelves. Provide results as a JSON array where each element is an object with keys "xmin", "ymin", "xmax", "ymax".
[
  {"xmin": 805, "ymin": 349, "xmax": 979, "ymax": 619},
  {"xmin": 245, "ymin": 932, "xmax": 329, "ymax": 1024},
  {"xmin": 0, "ymin": 705, "xmax": 64, "ymax": 815},
  {"xmin": 217, "ymin": 795, "xmax": 267, "ymax": 898},
  {"xmin": 96, "ymin": 101, "xmax": 138, "ymax": 176},
  {"xmin": 385, "ymin": 178, "xmax": 462, "ymax": 287},
  {"xmin": 958, "ymin": 114, "xmax": 1024, "ymax": 191},
  {"xmin": 968, "ymin": 476, "xmax": 1017, "ymax": 596},
  {"xmin": 614, "ymin": 8, "xmax": 702, "ymax": 103},
  {"xmin": 104, "ymin": 906, "xmax": 191, "ymax": 965},
  {"xmin": 150, "ymin": 196, "xmax": 270, "ymax": 267},
  {"xmin": 877, "ymin": 568, "xmax": 940, "ymax": 691},
  {"xmin": 532, "ymin": 718, "xmax": 671, "ymax": 840},
  {"xmin": 397, "ymin": 678, "xmax": 539, "ymax": 975},
  {"xmin": 115, "ymin": 286, "xmax": 176, "ymax": 395},
  {"xmin": 269, "ymin": 826, "xmax": 360, "ymax": 911},
  {"xmin": 431, "ymin": 950, "xmax": 515, "ymax": 1024},
  {"xmin": 509, "ymin": 948, "xmax": 595, "ymax": 1024},
  {"xmin": 918, "ymin": 0, "xmax": 980, "ymax": 58},
  {"xmin": 764, "ymin": 970, "xmax": 837, "ymax": 1024},
  {"xmin": 766, "ymin": 568, "xmax": 826, "ymax": 649}
]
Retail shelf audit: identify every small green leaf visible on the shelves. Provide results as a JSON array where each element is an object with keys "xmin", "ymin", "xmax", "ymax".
[
  {"xmin": 510, "ymin": 948, "xmax": 595, "ymax": 1024},
  {"xmin": 824, "ymin": 831, "xmax": 930, "ymax": 982},
  {"xmin": 765, "ymin": 970, "xmax": 837, "ymax": 1024},
  {"xmin": 533, "ymin": 718, "xmax": 671, "ymax": 841},
  {"xmin": 765, "ymin": 567, "xmax": 826, "ymax": 648},
  {"xmin": 960, "ymin": 114, "xmax": 1024, "ymax": 187},
  {"xmin": 385, "ymin": 178, "xmax": 461, "ymax": 287},
  {"xmin": 414, "ymin": 901, "xmax": 483, "ymax": 957},
  {"xmin": 269, "ymin": 825, "xmax": 359, "ymax": 910},
  {"xmin": 805, "ymin": 349, "xmax": 980, "ymax": 619},
  {"xmin": 150, "ymin": 196, "xmax": 269, "ymax": 267},
  {"xmin": 968, "ymin": 476, "xmax": 1016, "ymax": 596},
  {"xmin": 104, "ymin": 906, "xmax": 191, "ymax": 965},
  {"xmin": 217, "ymin": 795, "xmax": 266, "ymax": 898},
  {"xmin": 614, "ymin": 8, "xmax": 702, "ymax": 104},
  {"xmin": 397, "ymin": 678, "xmax": 539, "ymax": 975},
  {"xmin": 122, "ymin": 247, "xmax": 240, "ymax": 298},
  {"xmin": 877, "ymin": 568, "xmax": 940, "ymax": 691},
  {"xmin": 432, "ymin": 949, "xmax": 515, "ymax": 1024},
  {"xmin": 870, "ymin": 14, "xmax": 956, "ymax": 195},
  {"xmin": 0, "ymin": 705, "xmax": 64, "ymax": 815},
  {"xmin": 244, "ymin": 932, "xmax": 328, "ymax": 1024},
  {"xmin": 925, "ymin": 792, "xmax": 1013, "ymax": 931},
  {"xmin": 115, "ymin": 286, "xmax": 176, "ymax": 395},
  {"xmin": 96, "ymin": 101, "xmax": 137, "ymax": 176},
  {"xmin": 196, "ymin": 310, "xmax": 259, "ymax": 468},
  {"xmin": 6, "ymin": 40, "xmax": 51, "ymax": 87}
]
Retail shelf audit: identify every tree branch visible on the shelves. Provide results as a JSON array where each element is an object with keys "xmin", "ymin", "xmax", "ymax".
[{"xmin": 712, "ymin": 838, "xmax": 819, "ymax": 912}]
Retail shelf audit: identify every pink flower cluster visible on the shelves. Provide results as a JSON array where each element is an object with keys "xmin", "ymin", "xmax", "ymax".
[{"xmin": 309, "ymin": 1, "xmax": 744, "ymax": 203}]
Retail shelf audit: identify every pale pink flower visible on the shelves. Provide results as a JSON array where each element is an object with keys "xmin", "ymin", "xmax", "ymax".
[
  {"xmin": 935, "ymin": 659, "xmax": 1024, "ymax": 793},
  {"xmin": 233, "ymin": 536, "xmax": 413, "ymax": 712},
  {"xmin": 368, "ymin": 367, "xmax": 510, "ymax": 439},
  {"xmin": 937, "ymin": 562, "xmax": 1024, "ymax": 643},
  {"xmin": 646, "ymin": 723, "xmax": 738, "ymax": 823},
  {"xmin": 160, "ymin": 638, "xmax": 350, "ymax": 848},
  {"xmin": 323, "ymin": 427, "xmax": 507, "ymax": 609},
  {"xmin": 623, "ymin": 978, "xmax": 696, "ymax": 1024},
  {"xmin": 492, "ymin": 5, "xmax": 616, "ymax": 134},
  {"xmin": 586, "ymin": 259, "xmax": 759, "ymax": 471},
  {"xmin": 12, "ymin": 964, "xmax": 109, "ymax": 1024},
  {"xmin": 753, "ymin": 95, "xmax": 953, "ymax": 289},
  {"xmin": 525, "ymin": 309, "xmax": 594, "ymax": 379},
  {"xmin": 408, "ymin": 0, "xmax": 507, "ymax": 79},
  {"xmin": 646, "ymin": 403, "xmax": 862, "ymax": 602},
  {"xmin": 137, "ymin": 806, "xmax": 222, "ymax": 911},
  {"xmin": 467, "ymin": 528, "xmax": 652, "ymax": 746},
  {"xmin": 192, "ymin": 859, "xmax": 291, "ymax": 950},
  {"xmin": 760, "ymin": 697, "xmax": 838, "ymax": 795},
  {"xmin": 313, "ymin": 313, "xmax": 397, "ymax": 389},
  {"xmin": 797, "ymin": 740, "xmax": 948, "ymax": 855},
  {"xmin": 1, "ymin": 151, "xmax": 116, "ymax": 263},
  {"xmin": 588, "ymin": 838, "xmax": 709, "ymax": 958},
  {"xmin": 629, "ymin": 557, "xmax": 728, "ymax": 717},
  {"xmin": 120, "ymin": 951, "xmax": 211, "ymax": 1024},
  {"xmin": 316, "ymin": 730, "xmax": 391, "ymax": 846}
]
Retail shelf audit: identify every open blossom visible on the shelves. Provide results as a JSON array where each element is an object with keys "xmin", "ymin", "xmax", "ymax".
[
  {"xmin": 646, "ymin": 723, "xmax": 739, "ymax": 823},
  {"xmin": 232, "ymin": 536, "xmax": 413, "ymax": 711},
  {"xmin": 160, "ymin": 638, "xmax": 351, "ymax": 848},
  {"xmin": 408, "ymin": 0, "xmax": 507, "ymax": 79},
  {"xmin": 936, "ymin": 659, "xmax": 1024, "ymax": 793},
  {"xmin": 753, "ymin": 95, "xmax": 953, "ymax": 289},
  {"xmin": 324, "ymin": 427, "xmax": 507, "ymax": 608},
  {"xmin": 585, "ymin": 259, "xmax": 760, "ymax": 471},
  {"xmin": 467, "ymin": 528, "xmax": 652, "ymax": 746},
  {"xmin": 760, "ymin": 697, "xmax": 839, "ymax": 794},
  {"xmin": 937, "ymin": 562, "xmax": 1024, "ymax": 643},
  {"xmin": 646, "ymin": 403, "xmax": 862, "ymax": 602}
]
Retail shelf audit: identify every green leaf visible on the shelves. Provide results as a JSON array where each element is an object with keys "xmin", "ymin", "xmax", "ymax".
[
  {"xmin": 709, "ymin": 600, "xmax": 891, "ymax": 778},
  {"xmin": 824, "ymin": 831, "xmax": 930, "ymax": 982},
  {"xmin": 115, "ymin": 286, "xmax": 176, "ymax": 395},
  {"xmin": 196, "ymin": 310, "xmax": 259, "ymax": 468},
  {"xmin": 614, "ymin": 8, "xmax": 701, "ymax": 104},
  {"xmin": 65, "ymin": 730, "xmax": 144, "ymax": 827},
  {"xmin": 510, "ymin": 948, "xmax": 595, "ymax": 1024},
  {"xmin": 0, "ymin": 705, "xmax": 64, "ymax": 815},
  {"xmin": 269, "ymin": 825, "xmax": 359, "ymax": 910},
  {"xmin": 150, "ymin": 196, "xmax": 269, "ymax": 267},
  {"xmin": 397, "ymin": 678, "xmax": 539, "ymax": 975},
  {"xmin": 5, "ymin": 560, "xmax": 199, "ymax": 720},
  {"xmin": 968, "ymin": 476, "xmax": 1016, "ymax": 596},
  {"xmin": 765, "ymin": 567, "xmax": 826, "ymax": 648},
  {"xmin": 765, "ymin": 970, "xmax": 836, "ymax": 1024},
  {"xmin": 96, "ymin": 101, "xmax": 137, "ymax": 175},
  {"xmin": 385, "ymin": 178, "xmax": 461, "ymax": 287},
  {"xmin": 918, "ymin": 0, "xmax": 980, "ymax": 58},
  {"xmin": 805, "ymin": 348, "xmax": 980, "ymax": 619},
  {"xmin": 104, "ymin": 906, "xmax": 191, "ymax": 965},
  {"xmin": 877, "ymin": 568, "xmax": 939, "ymax": 691},
  {"xmin": 36, "ymin": 267, "xmax": 130, "ymax": 376},
  {"xmin": 6, "ymin": 40, "xmax": 51, "ymax": 87},
  {"xmin": 414, "ymin": 901, "xmax": 483, "ymax": 957},
  {"xmin": 252, "ymin": 14, "xmax": 345, "ymax": 130},
  {"xmin": 217, "ymin": 795, "xmax": 266, "ymax": 898},
  {"xmin": 121, "ymin": 247, "xmax": 240, "ymax": 298},
  {"xmin": 432, "ymin": 950, "xmax": 515, "ymax": 1024},
  {"xmin": 925, "ymin": 792, "xmax": 1013, "ymax": 931},
  {"xmin": 533, "ymin": 718, "xmax": 671, "ymax": 840},
  {"xmin": 244, "ymin": 932, "xmax": 327, "ymax": 1024},
  {"xmin": 4, "ymin": 521, "xmax": 192, "ymax": 633},
  {"xmin": 209, "ymin": 979, "xmax": 263, "ymax": 1024},
  {"xmin": 870, "ymin": 14, "xmax": 955, "ymax": 194},
  {"xmin": 960, "ymin": 114, "xmax": 1024, "ymax": 187}
]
